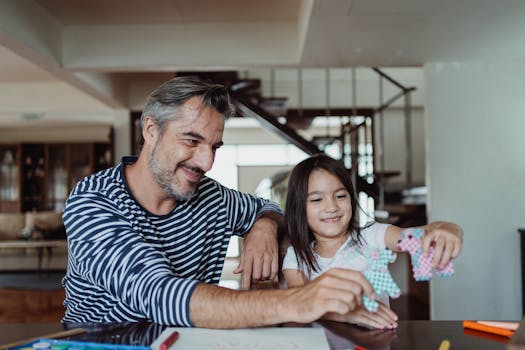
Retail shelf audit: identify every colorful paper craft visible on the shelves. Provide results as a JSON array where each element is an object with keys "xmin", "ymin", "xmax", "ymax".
[
  {"xmin": 397, "ymin": 228, "xmax": 455, "ymax": 281},
  {"xmin": 362, "ymin": 247, "xmax": 400, "ymax": 312}
]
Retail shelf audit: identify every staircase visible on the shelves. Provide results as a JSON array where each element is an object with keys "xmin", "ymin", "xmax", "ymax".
[{"xmin": 176, "ymin": 70, "xmax": 425, "ymax": 227}]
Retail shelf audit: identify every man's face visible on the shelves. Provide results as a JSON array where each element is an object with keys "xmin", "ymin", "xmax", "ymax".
[{"xmin": 147, "ymin": 96, "xmax": 225, "ymax": 201}]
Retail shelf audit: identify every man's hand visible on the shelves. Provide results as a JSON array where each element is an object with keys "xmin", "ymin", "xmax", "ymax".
[
  {"xmin": 234, "ymin": 216, "xmax": 280, "ymax": 289},
  {"xmin": 423, "ymin": 221, "xmax": 463, "ymax": 269},
  {"xmin": 285, "ymin": 268, "xmax": 376, "ymax": 323}
]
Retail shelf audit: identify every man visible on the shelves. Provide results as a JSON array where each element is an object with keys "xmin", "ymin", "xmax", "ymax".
[{"xmin": 62, "ymin": 76, "xmax": 374, "ymax": 328}]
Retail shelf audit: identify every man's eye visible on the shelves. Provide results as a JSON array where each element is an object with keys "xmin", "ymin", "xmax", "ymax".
[{"xmin": 186, "ymin": 139, "xmax": 199, "ymax": 146}]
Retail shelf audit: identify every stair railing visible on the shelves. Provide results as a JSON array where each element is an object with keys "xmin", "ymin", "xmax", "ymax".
[{"xmin": 230, "ymin": 67, "xmax": 417, "ymax": 214}]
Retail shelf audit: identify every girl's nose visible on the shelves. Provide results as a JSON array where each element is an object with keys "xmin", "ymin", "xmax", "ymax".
[{"xmin": 324, "ymin": 200, "xmax": 339, "ymax": 212}]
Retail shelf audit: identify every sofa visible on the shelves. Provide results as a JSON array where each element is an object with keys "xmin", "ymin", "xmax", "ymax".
[{"xmin": 0, "ymin": 211, "xmax": 68, "ymax": 271}]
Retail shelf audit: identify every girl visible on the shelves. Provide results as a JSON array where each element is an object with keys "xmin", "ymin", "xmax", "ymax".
[{"xmin": 282, "ymin": 154, "xmax": 463, "ymax": 329}]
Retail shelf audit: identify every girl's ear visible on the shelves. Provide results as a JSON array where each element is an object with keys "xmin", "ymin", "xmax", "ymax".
[{"xmin": 142, "ymin": 116, "xmax": 158, "ymax": 144}]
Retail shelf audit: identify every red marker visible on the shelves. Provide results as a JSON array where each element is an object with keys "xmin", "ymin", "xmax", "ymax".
[{"xmin": 160, "ymin": 330, "xmax": 179, "ymax": 350}]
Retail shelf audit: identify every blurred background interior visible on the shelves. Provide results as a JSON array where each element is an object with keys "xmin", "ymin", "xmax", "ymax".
[{"xmin": 0, "ymin": 0, "xmax": 523, "ymax": 323}]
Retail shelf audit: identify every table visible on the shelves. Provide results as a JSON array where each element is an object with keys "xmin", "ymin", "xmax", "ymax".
[
  {"xmin": 1, "ymin": 319, "xmax": 524, "ymax": 350},
  {"xmin": 0, "ymin": 240, "xmax": 66, "ymax": 271}
]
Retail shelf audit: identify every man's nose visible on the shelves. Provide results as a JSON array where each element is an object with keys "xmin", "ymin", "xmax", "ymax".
[{"xmin": 194, "ymin": 146, "xmax": 215, "ymax": 173}]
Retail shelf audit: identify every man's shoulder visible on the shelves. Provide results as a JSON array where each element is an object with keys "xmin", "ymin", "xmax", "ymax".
[
  {"xmin": 73, "ymin": 163, "xmax": 124, "ymax": 196},
  {"xmin": 199, "ymin": 175, "xmax": 222, "ymax": 187},
  {"xmin": 64, "ymin": 164, "xmax": 132, "ymax": 216},
  {"xmin": 196, "ymin": 176, "xmax": 229, "ymax": 195}
]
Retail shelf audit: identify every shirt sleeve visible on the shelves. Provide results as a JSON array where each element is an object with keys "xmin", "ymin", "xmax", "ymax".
[
  {"xmin": 360, "ymin": 222, "xmax": 390, "ymax": 250},
  {"xmin": 216, "ymin": 181, "xmax": 283, "ymax": 237},
  {"xmin": 63, "ymin": 190, "xmax": 198, "ymax": 326},
  {"xmin": 282, "ymin": 245, "xmax": 300, "ymax": 271}
]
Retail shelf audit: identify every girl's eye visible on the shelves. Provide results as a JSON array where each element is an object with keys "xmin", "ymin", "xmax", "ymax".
[
  {"xmin": 336, "ymin": 193, "xmax": 348, "ymax": 199},
  {"xmin": 309, "ymin": 198, "xmax": 321, "ymax": 203}
]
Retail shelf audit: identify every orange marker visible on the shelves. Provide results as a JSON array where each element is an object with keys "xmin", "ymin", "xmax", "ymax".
[
  {"xmin": 463, "ymin": 328, "xmax": 509, "ymax": 344},
  {"xmin": 463, "ymin": 320, "xmax": 515, "ymax": 337},
  {"xmin": 477, "ymin": 320, "xmax": 519, "ymax": 331}
]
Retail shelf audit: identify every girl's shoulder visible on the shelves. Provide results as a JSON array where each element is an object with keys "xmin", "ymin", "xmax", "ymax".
[
  {"xmin": 359, "ymin": 221, "xmax": 390, "ymax": 249},
  {"xmin": 361, "ymin": 221, "xmax": 389, "ymax": 233}
]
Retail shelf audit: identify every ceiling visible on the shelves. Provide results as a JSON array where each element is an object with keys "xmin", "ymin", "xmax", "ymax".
[{"xmin": 0, "ymin": 0, "xmax": 524, "ymax": 124}]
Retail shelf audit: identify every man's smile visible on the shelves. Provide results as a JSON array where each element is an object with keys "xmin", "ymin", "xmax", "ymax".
[{"xmin": 179, "ymin": 164, "xmax": 204, "ymax": 183}]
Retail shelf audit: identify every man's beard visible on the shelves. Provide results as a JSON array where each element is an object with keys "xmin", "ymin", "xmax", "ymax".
[{"xmin": 148, "ymin": 145, "xmax": 200, "ymax": 202}]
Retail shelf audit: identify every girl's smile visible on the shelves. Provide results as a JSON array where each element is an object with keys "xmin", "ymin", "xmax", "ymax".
[{"xmin": 321, "ymin": 215, "xmax": 343, "ymax": 223}]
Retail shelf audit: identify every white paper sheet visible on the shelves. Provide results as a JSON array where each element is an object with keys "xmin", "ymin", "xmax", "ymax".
[{"xmin": 150, "ymin": 327, "xmax": 330, "ymax": 350}]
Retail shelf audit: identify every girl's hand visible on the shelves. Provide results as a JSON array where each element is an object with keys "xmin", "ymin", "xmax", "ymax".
[
  {"xmin": 343, "ymin": 301, "xmax": 398, "ymax": 329},
  {"xmin": 423, "ymin": 221, "xmax": 463, "ymax": 269},
  {"xmin": 324, "ymin": 300, "xmax": 398, "ymax": 329},
  {"xmin": 320, "ymin": 319, "xmax": 398, "ymax": 348}
]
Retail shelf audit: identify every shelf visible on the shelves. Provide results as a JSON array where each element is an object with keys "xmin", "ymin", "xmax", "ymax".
[{"xmin": 0, "ymin": 140, "xmax": 113, "ymax": 213}]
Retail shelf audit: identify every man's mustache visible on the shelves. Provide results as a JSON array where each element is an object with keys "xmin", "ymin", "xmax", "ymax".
[{"xmin": 178, "ymin": 163, "xmax": 205, "ymax": 177}]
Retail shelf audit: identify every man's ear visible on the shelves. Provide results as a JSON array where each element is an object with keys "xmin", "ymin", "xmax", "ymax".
[{"xmin": 142, "ymin": 115, "xmax": 158, "ymax": 144}]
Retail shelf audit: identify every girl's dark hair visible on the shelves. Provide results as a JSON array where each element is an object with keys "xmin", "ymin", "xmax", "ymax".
[{"xmin": 285, "ymin": 154, "xmax": 362, "ymax": 277}]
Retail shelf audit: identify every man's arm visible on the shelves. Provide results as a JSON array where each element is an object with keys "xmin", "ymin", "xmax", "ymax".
[
  {"xmin": 234, "ymin": 211, "xmax": 283, "ymax": 289},
  {"xmin": 190, "ymin": 268, "xmax": 375, "ymax": 328}
]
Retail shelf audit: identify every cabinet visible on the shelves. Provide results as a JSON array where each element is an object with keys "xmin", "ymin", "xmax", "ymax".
[{"xmin": 0, "ymin": 142, "xmax": 113, "ymax": 213}]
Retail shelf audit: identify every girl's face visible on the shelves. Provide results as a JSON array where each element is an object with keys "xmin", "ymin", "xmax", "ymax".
[{"xmin": 306, "ymin": 169, "xmax": 352, "ymax": 242}]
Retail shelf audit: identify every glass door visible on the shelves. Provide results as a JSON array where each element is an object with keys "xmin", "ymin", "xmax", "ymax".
[
  {"xmin": 47, "ymin": 144, "xmax": 68, "ymax": 211},
  {"xmin": 0, "ymin": 144, "xmax": 21, "ymax": 212}
]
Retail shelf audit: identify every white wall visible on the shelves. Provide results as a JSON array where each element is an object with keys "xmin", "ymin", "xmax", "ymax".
[{"xmin": 425, "ymin": 61, "xmax": 524, "ymax": 320}]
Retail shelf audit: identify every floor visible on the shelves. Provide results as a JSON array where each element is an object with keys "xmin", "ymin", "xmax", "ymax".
[{"xmin": 0, "ymin": 288, "xmax": 65, "ymax": 322}]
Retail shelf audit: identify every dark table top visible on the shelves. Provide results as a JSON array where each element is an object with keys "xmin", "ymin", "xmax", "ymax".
[{"xmin": 1, "ymin": 319, "xmax": 523, "ymax": 350}]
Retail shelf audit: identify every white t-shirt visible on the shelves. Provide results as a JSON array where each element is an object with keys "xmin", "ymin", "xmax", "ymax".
[{"xmin": 282, "ymin": 222, "xmax": 390, "ymax": 280}]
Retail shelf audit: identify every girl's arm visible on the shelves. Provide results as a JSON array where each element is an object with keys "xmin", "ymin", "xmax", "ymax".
[
  {"xmin": 283, "ymin": 269, "xmax": 309, "ymax": 288},
  {"xmin": 385, "ymin": 221, "xmax": 463, "ymax": 269}
]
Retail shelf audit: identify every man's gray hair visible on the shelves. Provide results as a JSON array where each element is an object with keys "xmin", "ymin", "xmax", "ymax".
[{"xmin": 139, "ymin": 76, "xmax": 234, "ymax": 149}]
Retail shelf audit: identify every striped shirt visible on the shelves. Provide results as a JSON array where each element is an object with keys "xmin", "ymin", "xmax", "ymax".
[{"xmin": 62, "ymin": 156, "xmax": 282, "ymax": 326}]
